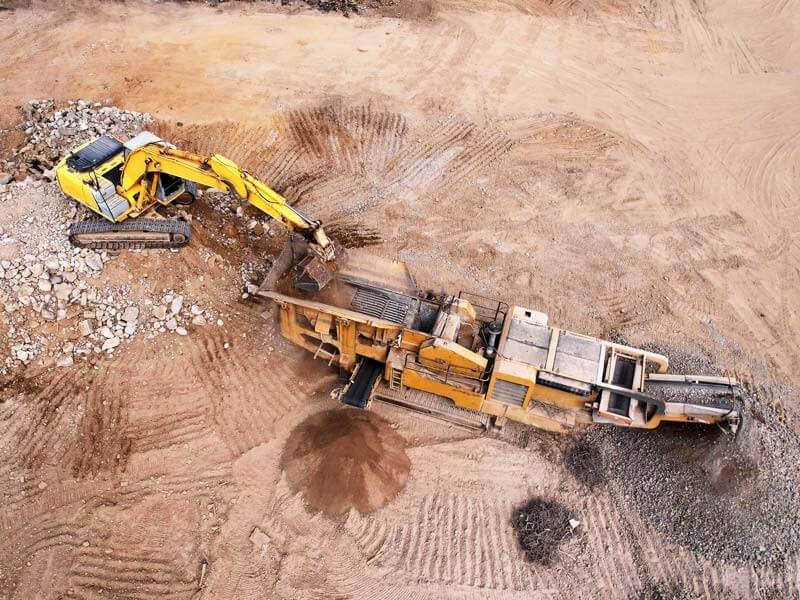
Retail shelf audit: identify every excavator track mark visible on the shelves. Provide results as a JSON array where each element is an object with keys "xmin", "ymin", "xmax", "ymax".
[{"xmin": 68, "ymin": 219, "xmax": 191, "ymax": 250}]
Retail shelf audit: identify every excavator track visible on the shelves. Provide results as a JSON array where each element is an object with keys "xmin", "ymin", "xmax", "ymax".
[{"xmin": 68, "ymin": 219, "xmax": 191, "ymax": 250}]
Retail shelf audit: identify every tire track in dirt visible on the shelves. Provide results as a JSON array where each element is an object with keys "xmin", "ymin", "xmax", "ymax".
[
  {"xmin": 0, "ymin": 364, "xmax": 132, "ymax": 481},
  {"xmin": 580, "ymin": 495, "xmax": 641, "ymax": 600},
  {"xmin": 70, "ymin": 376, "xmax": 132, "ymax": 479},
  {"xmin": 126, "ymin": 405, "xmax": 210, "ymax": 454},
  {"xmin": 502, "ymin": 113, "xmax": 621, "ymax": 161},
  {"xmin": 179, "ymin": 328, "xmax": 315, "ymax": 457},
  {"xmin": 383, "ymin": 119, "xmax": 493, "ymax": 189},
  {"xmin": 115, "ymin": 462, "xmax": 232, "ymax": 505},
  {"xmin": 65, "ymin": 546, "xmax": 197, "ymax": 600},
  {"xmin": 155, "ymin": 103, "xmax": 519, "ymax": 225},
  {"xmin": 346, "ymin": 492, "xmax": 532, "ymax": 591},
  {"xmin": 1, "ymin": 368, "xmax": 82, "ymax": 471},
  {"xmin": 577, "ymin": 485, "xmax": 800, "ymax": 599}
]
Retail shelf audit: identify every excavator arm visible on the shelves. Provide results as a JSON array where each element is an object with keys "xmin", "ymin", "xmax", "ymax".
[{"xmin": 120, "ymin": 144, "xmax": 335, "ymax": 262}]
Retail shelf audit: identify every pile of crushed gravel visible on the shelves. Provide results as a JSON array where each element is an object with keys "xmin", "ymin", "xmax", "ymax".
[
  {"xmin": 571, "ymin": 396, "xmax": 800, "ymax": 567},
  {"xmin": 562, "ymin": 338, "xmax": 800, "ymax": 566},
  {"xmin": 1, "ymin": 99, "xmax": 150, "ymax": 182},
  {"xmin": 0, "ymin": 182, "xmax": 216, "ymax": 374}
]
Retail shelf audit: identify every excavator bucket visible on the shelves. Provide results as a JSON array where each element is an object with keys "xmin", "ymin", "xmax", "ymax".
[
  {"xmin": 295, "ymin": 255, "xmax": 336, "ymax": 293},
  {"xmin": 258, "ymin": 238, "xmax": 339, "ymax": 295}
]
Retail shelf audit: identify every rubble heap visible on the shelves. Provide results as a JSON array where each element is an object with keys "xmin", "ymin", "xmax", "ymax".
[
  {"xmin": 1, "ymin": 99, "xmax": 150, "ymax": 181},
  {"xmin": 0, "ymin": 181, "xmax": 214, "ymax": 374}
]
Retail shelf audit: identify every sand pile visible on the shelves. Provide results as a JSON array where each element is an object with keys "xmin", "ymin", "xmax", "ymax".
[{"xmin": 282, "ymin": 409, "xmax": 410, "ymax": 515}]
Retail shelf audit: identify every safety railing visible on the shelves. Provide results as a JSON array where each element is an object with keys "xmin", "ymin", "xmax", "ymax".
[{"xmin": 457, "ymin": 291, "xmax": 509, "ymax": 324}]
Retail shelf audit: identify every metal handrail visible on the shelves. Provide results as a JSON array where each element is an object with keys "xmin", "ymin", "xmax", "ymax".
[{"xmin": 457, "ymin": 290, "xmax": 509, "ymax": 323}]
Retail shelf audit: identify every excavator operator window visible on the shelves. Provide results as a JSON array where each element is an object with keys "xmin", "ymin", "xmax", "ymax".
[{"xmin": 102, "ymin": 163, "xmax": 123, "ymax": 188}]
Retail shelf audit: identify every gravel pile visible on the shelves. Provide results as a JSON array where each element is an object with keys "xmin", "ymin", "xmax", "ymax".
[
  {"xmin": 511, "ymin": 497, "xmax": 573, "ymax": 565},
  {"xmin": 560, "ymin": 339, "xmax": 800, "ymax": 566},
  {"xmin": 0, "ymin": 182, "xmax": 215, "ymax": 375},
  {"xmin": 302, "ymin": 0, "xmax": 362, "ymax": 14},
  {"xmin": 573, "ymin": 395, "xmax": 800, "ymax": 566},
  {"xmin": 1, "ymin": 99, "xmax": 150, "ymax": 182}
]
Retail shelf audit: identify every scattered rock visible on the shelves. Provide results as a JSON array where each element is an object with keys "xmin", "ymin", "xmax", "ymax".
[
  {"xmin": 170, "ymin": 295, "xmax": 184, "ymax": 315},
  {"xmin": 121, "ymin": 306, "xmax": 139, "ymax": 323},
  {"xmin": 54, "ymin": 283, "xmax": 73, "ymax": 300},
  {"xmin": 249, "ymin": 527, "xmax": 270, "ymax": 551},
  {"xmin": 84, "ymin": 252, "xmax": 103, "ymax": 271},
  {"xmin": 176, "ymin": 327, "xmax": 188, "ymax": 336},
  {"xmin": 56, "ymin": 354, "xmax": 74, "ymax": 367},
  {"xmin": 101, "ymin": 337, "xmax": 120, "ymax": 352},
  {"xmin": 44, "ymin": 257, "xmax": 59, "ymax": 273},
  {"xmin": 152, "ymin": 305, "xmax": 167, "ymax": 320}
]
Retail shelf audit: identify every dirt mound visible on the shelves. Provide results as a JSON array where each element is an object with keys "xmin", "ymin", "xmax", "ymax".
[
  {"xmin": 511, "ymin": 497, "xmax": 572, "ymax": 565},
  {"xmin": 282, "ymin": 409, "xmax": 410, "ymax": 515}
]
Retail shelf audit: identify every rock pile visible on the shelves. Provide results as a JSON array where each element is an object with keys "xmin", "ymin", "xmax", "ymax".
[
  {"xmin": 0, "ymin": 181, "xmax": 212, "ymax": 374},
  {"xmin": 572, "ymin": 391, "xmax": 800, "ymax": 566},
  {"xmin": 1, "ymin": 99, "xmax": 150, "ymax": 181}
]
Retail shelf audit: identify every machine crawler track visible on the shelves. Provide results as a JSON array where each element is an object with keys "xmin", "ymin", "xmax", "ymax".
[
  {"xmin": 373, "ymin": 384, "xmax": 492, "ymax": 431},
  {"xmin": 69, "ymin": 219, "xmax": 191, "ymax": 250}
]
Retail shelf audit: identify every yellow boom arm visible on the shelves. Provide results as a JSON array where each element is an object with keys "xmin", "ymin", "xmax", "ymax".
[{"xmin": 121, "ymin": 144, "xmax": 334, "ymax": 260}]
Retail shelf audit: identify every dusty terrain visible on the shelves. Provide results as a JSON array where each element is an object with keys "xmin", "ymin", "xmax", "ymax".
[{"xmin": 1, "ymin": 0, "xmax": 799, "ymax": 598}]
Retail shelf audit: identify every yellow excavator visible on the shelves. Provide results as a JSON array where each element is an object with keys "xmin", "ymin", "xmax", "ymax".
[{"xmin": 55, "ymin": 132, "xmax": 336, "ymax": 291}]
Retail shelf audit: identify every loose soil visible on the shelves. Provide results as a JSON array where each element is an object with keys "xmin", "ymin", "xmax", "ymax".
[{"xmin": 281, "ymin": 409, "xmax": 410, "ymax": 515}]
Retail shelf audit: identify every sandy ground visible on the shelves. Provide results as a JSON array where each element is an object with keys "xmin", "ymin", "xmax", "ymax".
[{"xmin": 1, "ymin": 0, "xmax": 799, "ymax": 598}]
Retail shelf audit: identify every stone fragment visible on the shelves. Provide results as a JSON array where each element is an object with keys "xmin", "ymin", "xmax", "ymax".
[
  {"xmin": 54, "ymin": 284, "xmax": 73, "ymax": 300},
  {"xmin": 44, "ymin": 257, "xmax": 60, "ymax": 273},
  {"xmin": 170, "ymin": 295, "xmax": 183, "ymax": 315},
  {"xmin": 84, "ymin": 252, "xmax": 103, "ymax": 271},
  {"xmin": 56, "ymin": 355, "xmax": 74, "ymax": 367},
  {"xmin": 101, "ymin": 337, "xmax": 120, "ymax": 351},
  {"xmin": 122, "ymin": 306, "xmax": 139, "ymax": 323}
]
